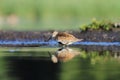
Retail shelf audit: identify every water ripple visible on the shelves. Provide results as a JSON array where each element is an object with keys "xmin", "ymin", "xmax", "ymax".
[{"xmin": 0, "ymin": 40, "xmax": 119, "ymax": 46}]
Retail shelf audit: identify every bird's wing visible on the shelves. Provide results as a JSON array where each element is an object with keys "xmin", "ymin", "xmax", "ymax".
[{"xmin": 57, "ymin": 32, "xmax": 76, "ymax": 39}]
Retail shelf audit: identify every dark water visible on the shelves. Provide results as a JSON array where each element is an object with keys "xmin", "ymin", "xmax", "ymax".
[{"xmin": 1, "ymin": 47, "xmax": 120, "ymax": 80}]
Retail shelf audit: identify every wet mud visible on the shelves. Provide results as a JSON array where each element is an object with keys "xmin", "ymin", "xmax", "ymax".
[
  {"xmin": 72, "ymin": 30, "xmax": 120, "ymax": 42},
  {"xmin": 0, "ymin": 30, "xmax": 119, "ymax": 41},
  {"xmin": 0, "ymin": 30, "xmax": 119, "ymax": 47}
]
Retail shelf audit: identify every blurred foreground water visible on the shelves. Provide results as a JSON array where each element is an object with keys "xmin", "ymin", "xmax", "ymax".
[{"xmin": 0, "ymin": 47, "xmax": 120, "ymax": 80}]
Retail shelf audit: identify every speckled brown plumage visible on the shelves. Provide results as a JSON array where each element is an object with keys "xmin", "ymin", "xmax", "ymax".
[{"xmin": 53, "ymin": 32, "xmax": 83, "ymax": 45}]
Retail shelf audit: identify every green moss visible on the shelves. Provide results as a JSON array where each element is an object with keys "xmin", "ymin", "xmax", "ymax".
[
  {"xmin": 80, "ymin": 24, "xmax": 88, "ymax": 31},
  {"xmin": 80, "ymin": 19, "xmax": 113, "ymax": 31}
]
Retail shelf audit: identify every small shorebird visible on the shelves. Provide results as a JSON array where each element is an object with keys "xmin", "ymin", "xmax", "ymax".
[{"xmin": 48, "ymin": 31, "xmax": 83, "ymax": 46}]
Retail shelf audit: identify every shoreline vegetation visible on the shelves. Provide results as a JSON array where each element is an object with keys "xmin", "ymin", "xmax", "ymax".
[{"xmin": 79, "ymin": 18, "xmax": 120, "ymax": 31}]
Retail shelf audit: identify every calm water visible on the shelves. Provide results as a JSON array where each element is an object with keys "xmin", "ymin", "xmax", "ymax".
[
  {"xmin": 0, "ymin": 47, "xmax": 120, "ymax": 80},
  {"xmin": 0, "ymin": 40, "xmax": 119, "ymax": 46}
]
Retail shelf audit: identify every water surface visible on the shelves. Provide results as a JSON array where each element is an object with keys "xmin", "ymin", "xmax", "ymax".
[
  {"xmin": 0, "ymin": 40, "xmax": 120, "ymax": 47},
  {"xmin": 0, "ymin": 47, "xmax": 120, "ymax": 80}
]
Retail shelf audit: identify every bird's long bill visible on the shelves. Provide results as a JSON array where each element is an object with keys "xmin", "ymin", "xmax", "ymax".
[
  {"xmin": 48, "ymin": 51, "xmax": 52, "ymax": 57},
  {"xmin": 78, "ymin": 39, "xmax": 83, "ymax": 41},
  {"xmin": 47, "ymin": 36, "xmax": 52, "ymax": 41}
]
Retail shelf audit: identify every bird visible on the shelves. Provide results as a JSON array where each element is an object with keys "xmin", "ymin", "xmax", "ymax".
[{"xmin": 48, "ymin": 31, "xmax": 83, "ymax": 47}]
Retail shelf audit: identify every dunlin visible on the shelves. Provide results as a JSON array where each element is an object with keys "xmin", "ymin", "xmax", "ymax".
[{"xmin": 48, "ymin": 31, "xmax": 83, "ymax": 46}]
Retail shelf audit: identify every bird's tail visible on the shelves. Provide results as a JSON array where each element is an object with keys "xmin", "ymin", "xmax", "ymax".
[{"xmin": 77, "ymin": 39, "xmax": 83, "ymax": 41}]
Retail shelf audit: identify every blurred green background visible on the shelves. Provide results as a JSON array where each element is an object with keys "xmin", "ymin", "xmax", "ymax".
[{"xmin": 0, "ymin": 0, "xmax": 120, "ymax": 30}]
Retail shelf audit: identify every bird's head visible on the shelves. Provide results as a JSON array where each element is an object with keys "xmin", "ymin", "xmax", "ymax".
[
  {"xmin": 47, "ymin": 31, "xmax": 58, "ymax": 41},
  {"xmin": 52, "ymin": 31, "xmax": 58, "ymax": 38}
]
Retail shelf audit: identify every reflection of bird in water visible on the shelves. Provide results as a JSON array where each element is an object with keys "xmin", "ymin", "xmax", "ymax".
[
  {"xmin": 48, "ymin": 31, "xmax": 83, "ymax": 47},
  {"xmin": 49, "ymin": 47, "xmax": 80, "ymax": 63}
]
